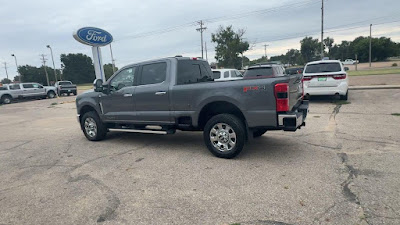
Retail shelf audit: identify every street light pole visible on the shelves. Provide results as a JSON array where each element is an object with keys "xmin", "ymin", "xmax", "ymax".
[
  {"xmin": 47, "ymin": 45, "xmax": 58, "ymax": 82},
  {"xmin": 109, "ymin": 43, "xmax": 116, "ymax": 73},
  {"xmin": 11, "ymin": 54, "xmax": 21, "ymax": 82},
  {"xmin": 321, "ymin": 0, "xmax": 324, "ymax": 59}
]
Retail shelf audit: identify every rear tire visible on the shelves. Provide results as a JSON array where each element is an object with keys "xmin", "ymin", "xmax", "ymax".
[
  {"xmin": 253, "ymin": 129, "xmax": 267, "ymax": 138},
  {"xmin": 203, "ymin": 114, "xmax": 246, "ymax": 159},
  {"xmin": 73, "ymin": 91, "xmax": 77, "ymax": 95},
  {"xmin": 80, "ymin": 111, "xmax": 107, "ymax": 141},
  {"xmin": 340, "ymin": 91, "xmax": 348, "ymax": 100},
  {"xmin": 47, "ymin": 91, "xmax": 56, "ymax": 99},
  {"xmin": 1, "ymin": 95, "xmax": 12, "ymax": 104}
]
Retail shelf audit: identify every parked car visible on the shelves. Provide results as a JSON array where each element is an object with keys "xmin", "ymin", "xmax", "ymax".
[
  {"xmin": 76, "ymin": 56, "xmax": 308, "ymax": 159},
  {"xmin": 243, "ymin": 64, "xmax": 286, "ymax": 79},
  {"xmin": 212, "ymin": 69, "xmax": 243, "ymax": 81},
  {"xmin": 342, "ymin": 59, "xmax": 359, "ymax": 65},
  {"xmin": 0, "ymin": 83, "xmax": 57, "ymax": 104},
  {"xmin": 285, "ymin": 67, "xmax": 304, "ymax": 75},
  {"xmin": 55, "ymin": 81, "xmax": 77, "ymax": 96},
  {"xmin": 303, "ymin": 60, "xmax": 349, "ymax": 100}
]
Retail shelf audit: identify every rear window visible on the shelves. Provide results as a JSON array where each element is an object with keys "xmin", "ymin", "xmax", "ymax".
[
  {"xmin": 177, "ymin": 60, "xmax": 213, "ymax": 85},
  {"xmin": 244, "ymin": 67, "xmax": 273, "ymax": 78},
  {"xmin": 23, "ymin": 84, "xmax": 34, "ymax": 88},
  {"xmin": 0, "ymin": 86, "xmax": 7, "ymax": 91},
  {"xmin": 9, "ymin": 84, "xmax": 20, "ymax": 90},
  {"xmin": 59, "ymin": 81, "xmax": 72, "ymax": 85},
  {"xmin": 212, "ymin": 71, "xmax": 221, "ymax": 79},
  {"xmin": 305, "ymin": 63, "xmax": 341, "ymax": 73}
]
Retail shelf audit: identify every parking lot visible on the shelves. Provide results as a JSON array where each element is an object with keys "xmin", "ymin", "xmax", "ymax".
[{"xmin": 0, "ymin": 89, "xmax": 399, "ymax": 225}]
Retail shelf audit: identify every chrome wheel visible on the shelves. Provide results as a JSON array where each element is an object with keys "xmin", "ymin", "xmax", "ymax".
[
  {"xmin": 3, "ymin": 97, "xmax": 11, "ymax": 104},
  {"xmin": 209, "ymin": 123, "xmax": 237, "ymax": 152},
  {"xmin": 84, "ymin": 117, "xmax": 97, "ymax": 138}
]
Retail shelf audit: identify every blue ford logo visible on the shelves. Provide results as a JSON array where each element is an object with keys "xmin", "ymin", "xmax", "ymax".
[{"xmin": 73, "ymin": 27, "xmax": 113, "ymax": 46}]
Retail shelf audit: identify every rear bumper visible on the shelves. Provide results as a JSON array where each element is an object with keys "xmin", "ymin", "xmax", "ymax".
[
  {"xmin": 278, "ymin": 100, "xmax": 309, "ymax": 131},
  {"xmin": 305, "ymin": 82, "xmax": 348, "ymax": 96}
]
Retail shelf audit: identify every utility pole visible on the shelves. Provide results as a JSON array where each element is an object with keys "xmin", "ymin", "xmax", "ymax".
[
  {"xmin": 196, "ymin": 20, "xmax": 207, "ymax": 58},
  {"xmin": 40, "ymin": 54, "xmax": 50, "ymax": 86},
  {"xmin": 205, "ymin": 42, "xmax": 208, "ymax": 61},
  {"xmin": 110, "ymin": 43, "xmax": 116, "ymax": 73},
  {"xmin": 46, "ymin": 45, "xmax": 58, "ymax": 82},
  {"xmin": 321, "ymin": 0, "xmax": 324, "ymax": 59},
  {"xmin": 369, "ymin": 24, "xmax": 372, "ymax": 68},
  {"xmin": 3, "ymin": 62, "xmax": 9, "ymax": 80},
  {"xmin": 263, "ymin": 44, "xmax": 269, "ymax": 61},
  {"xmin": 355, "ymin": 54, "xmax": 358, "ymax": 71}
]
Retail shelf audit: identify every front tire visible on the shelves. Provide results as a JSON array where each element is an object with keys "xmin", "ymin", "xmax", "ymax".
[
  {"xmin": 80, "ymin": 111, "xmax": 107, "ymax": 141},
  {"xmin": 1, "ymin": 95, "xmax": 12, "ymax": 104},
  {"xmin": 203, "ymin": 114, "xmax": 246, "ymax": 159},
  {"xmin": 47, "ymin": 91, "xmax": 56, "ymax": 99}
]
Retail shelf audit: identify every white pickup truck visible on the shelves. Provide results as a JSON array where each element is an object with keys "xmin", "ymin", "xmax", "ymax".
[
  {"xmin": 342, "ymin": 59, "xmax": 359, "ymax": 65},
  {"xmin": 0, "ymin": 83, "xmax": 57, "ymax": 104}
]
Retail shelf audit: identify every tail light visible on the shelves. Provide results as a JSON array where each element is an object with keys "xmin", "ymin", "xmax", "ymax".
[
  {"xmin": 303, "ymin": 76, "xmax": 312, "ymax": 81},
  {"xmin": 332, "ymin": 74, "xmax": 346, "ymax": 80},
  {"xmin": 274, "ymin": 83, "xmax": 289, "ymax": 112}
]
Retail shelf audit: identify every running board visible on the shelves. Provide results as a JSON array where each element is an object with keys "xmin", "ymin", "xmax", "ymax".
[{"xmin": 108, "ymin": 128, "xmax": 175, "ymax": 135}]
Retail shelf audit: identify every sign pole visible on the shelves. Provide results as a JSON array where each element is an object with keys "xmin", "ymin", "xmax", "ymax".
[{"xmin": 91, "ymin": 46, "xmax": 105, "ymax": 81}]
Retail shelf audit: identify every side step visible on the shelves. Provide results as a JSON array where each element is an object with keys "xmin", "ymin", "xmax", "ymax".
[{"xmin": 109, "ymin": 125, "xmax": 176, "ymax": 135}]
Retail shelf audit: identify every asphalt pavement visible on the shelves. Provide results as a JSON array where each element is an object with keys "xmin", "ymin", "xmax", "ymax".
[{"xmin": 0, "ymin": 89, "xmax": 399, "ymax": 225}]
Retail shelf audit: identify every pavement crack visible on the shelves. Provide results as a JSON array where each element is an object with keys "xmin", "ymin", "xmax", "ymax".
[
  {"xmin": 304, "ymin": 141, "xmax": 342, "ymax": 150},
  {"xmin": 0, "ymin": 140, "xmax": 33, "ymax": 153},
  {"xmin": 330, "ymin": 104, "xmax": 342, "ymax": 120}
]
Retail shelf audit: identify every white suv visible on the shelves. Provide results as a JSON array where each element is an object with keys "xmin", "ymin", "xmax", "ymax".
[{"xmin": 303, "ymin": 60, "xmax": 349, "ymax": 100}]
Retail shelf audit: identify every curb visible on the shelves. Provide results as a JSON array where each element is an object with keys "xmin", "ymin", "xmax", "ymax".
[{"xmin": 349, "ymin": 85, "xmax": 400, "ymax": 90}]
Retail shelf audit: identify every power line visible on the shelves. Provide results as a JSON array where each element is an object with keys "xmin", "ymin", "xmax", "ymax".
[{"xmin": 115, "ymin": 0, "xmax": 320, "ymax": 41}]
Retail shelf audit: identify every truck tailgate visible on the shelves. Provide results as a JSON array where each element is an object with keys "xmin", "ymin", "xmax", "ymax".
[{"xmin": 287, "ymin": 73, "xmax": 303, "ymax": 111}]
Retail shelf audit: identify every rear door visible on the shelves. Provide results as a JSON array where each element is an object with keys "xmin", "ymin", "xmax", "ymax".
[
  {"xmin": 21, "ymin": 83, "xmax": 36, "ymax": 97},
  {"xmin": 134, "ymin": 60, "xmax": 172, "ymax": 123}
]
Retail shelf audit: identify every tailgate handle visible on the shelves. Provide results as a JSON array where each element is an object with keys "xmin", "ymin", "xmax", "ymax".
[{"xmin": 123, "ymin": 94, "xmax": 133, "ymax": 97}]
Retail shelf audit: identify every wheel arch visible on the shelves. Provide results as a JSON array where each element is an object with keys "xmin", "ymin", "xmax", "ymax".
[{"xmin": 197, "ymin": 101, "xmax": 247, "ymax": 130}]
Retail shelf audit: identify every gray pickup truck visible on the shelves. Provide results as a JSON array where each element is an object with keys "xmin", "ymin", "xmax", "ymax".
[
  {"xmin": 0, "ymin": 83, "xmax": 57, "ymax": 104},
  {"xmin": 76, "ymin": 57, "xmax": 308, "ymax": 158}
]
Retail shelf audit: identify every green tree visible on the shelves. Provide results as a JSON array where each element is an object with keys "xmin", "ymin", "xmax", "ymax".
[
  {"xmin": 1, "ymin": 78, "xmax": 11, "ymax": 84},
  {"xmin": 300, "ymin": 37, "xmax": 321, "ymax": 63},
  {"xmin": 104, "ymin": 63, "xmax": 118, "ymax": 80},
  {"xmin": 212, "ymin": 25, "xmax": 249, "ymax": 69},
  {"xmin": 60, "ymin": 53, "xmax": 95, "ymax": 84},
  {"xmin": 18, "ymin": 65, "xmax": 57, "ymax": 85},
  {"xmin": 324, "ymin": 37, "xmax": 334, "ymax": 54}
]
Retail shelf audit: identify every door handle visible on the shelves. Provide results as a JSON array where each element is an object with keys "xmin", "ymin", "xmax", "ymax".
[
  {"xmin": 155, "ymin": 91, "xmax": 166, "ymax": 95},
  {"xmin": 123, "ymin": 94, "xmax": 133, "ymax": 97}
]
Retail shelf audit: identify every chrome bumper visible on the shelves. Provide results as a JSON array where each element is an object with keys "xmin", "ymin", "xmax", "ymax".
[{"xmin": 278, "ymin": 101, "xmax": 308, "ymax": 131}]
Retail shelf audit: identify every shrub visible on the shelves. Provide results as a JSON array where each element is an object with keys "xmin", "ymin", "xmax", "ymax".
[{"xmin": 392, "ymin": 63, "xmax": 398, "ymax": 67}]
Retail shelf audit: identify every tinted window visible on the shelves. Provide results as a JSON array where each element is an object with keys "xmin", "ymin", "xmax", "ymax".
[
  {"xmin": 0, "ymin": 87, "xmax": 7, "ymax": 91},
  {"xmin": 9, "ymin": 84, "xmax": 20, "ymax": 90},
  {"xmin": 140, "ymin": 62, "xmax": 167, "ymax": 85},
  {"xmin": 305, "ymin": 63, "xmax": 341, "ymax": 73},
  {"xmin": 235, "ymin": 70, "xmax": 243, "ymax": 77},
  {"xmin": 23, "ymin": 84, "xmax": 34, "ymax": 88},
  {"xmin": 110, "ymin": 67, "xmax": 137, "ymax": 90},
  {"xmin": 177, "ymin": 60, "xmax": 212, "ymax": 85},
  {"xmin": 224, "ymin": 71, "xmax": 229, "ymax": 78},
  {"xmin": 212, "ymin": 71, "xmax": 221, "ymax": 79},
  {"xmin": 244, "ymin": 67, "xmax": 273, "ymax": 78},
  {"xmin": 32, "ymin": 83, "xmax": 41, "ymax": 88},
  {"xmin": 59, "ymin": 81, "xmax": 72, "ymax": 85}
]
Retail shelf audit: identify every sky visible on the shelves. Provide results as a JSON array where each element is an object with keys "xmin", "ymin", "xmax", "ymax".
[{"xmin": 1, "ymin": 0, "xmax": 400, "ymax": 80}]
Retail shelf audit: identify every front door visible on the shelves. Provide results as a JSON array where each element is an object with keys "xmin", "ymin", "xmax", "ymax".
[
  {"xmin": 134, "ymin": 61, "xmax": 172, "ymax": 124},
  {"xmin": 100, "ymin": 66, "xmax": 138, "ymax": 122}
]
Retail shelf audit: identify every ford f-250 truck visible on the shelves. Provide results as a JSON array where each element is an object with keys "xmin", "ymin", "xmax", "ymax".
[{"xmin": 76, "ymin": 57, "xmax": 308, "ymax": 158}]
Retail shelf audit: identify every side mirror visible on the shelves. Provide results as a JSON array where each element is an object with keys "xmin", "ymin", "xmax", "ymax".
[
  {"xmin": 344, "ymin": 67, "xmax": 349, "ymax": 71},
  {"xmin": 93, "ymin": 79, "xmax": 103, "ymax": 92}
]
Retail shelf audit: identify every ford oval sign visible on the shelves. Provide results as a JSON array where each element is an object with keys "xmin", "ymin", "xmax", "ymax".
[{"xmin": 73, "ymin": 27, "xmax": 113, "ymax": 46}]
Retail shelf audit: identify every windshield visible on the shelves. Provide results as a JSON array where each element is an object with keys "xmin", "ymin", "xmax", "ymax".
[
  {"xmin": 244, "ymin": 67, "xmax": 273, "ymax": 78},
  {"xmin": 305, "ymin": 63, "xmax": 341, "ymax": 73}
]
